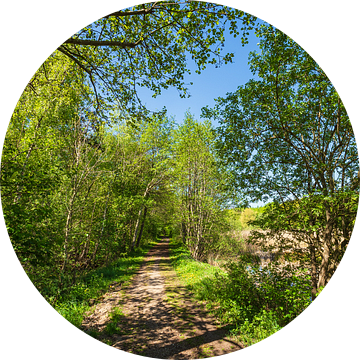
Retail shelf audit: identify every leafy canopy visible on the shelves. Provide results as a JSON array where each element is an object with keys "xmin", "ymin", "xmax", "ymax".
[
  {"xmin": 56, "ymin": 1, "xmax": 257, "ymax": 120},
  {"xmin": 202, "ymin": 24, "xmax": 359, "ymax": 206}
]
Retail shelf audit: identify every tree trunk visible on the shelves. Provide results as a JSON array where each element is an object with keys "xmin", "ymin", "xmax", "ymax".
[
  {"xmin": 317, "ymin": 208, "xmax": 334, "ymax": 289},
  {"xmin": 135, "ymin": 206, "xmax": 147, "ymax": 248},
  {"xmin": 130, "ymin": 207, "xmax": 142, "ymax": 251},
  {"xmin": 79, "ymin": 200, "xmax": 97, "ymax": 264},
  {"xmin": 130, "ymin": 181, "xmax": 154, "ymax": 251},
  {"xmin": 309, "ymin": 240, "xmax": 318, "ymax": 301},
  {"xmin": 181, "ymin": 221, "xmax": 187, "ymax": 244},
  {"xmin": 317, "ymin": 240, "xmax": 331, "ymax": 289},
  {"xmin": 90, "ymin": 172, "xmax": 116, "ymax": 265},
  {"xmin": 61, "ymin": 191, "xmax": 76, "ymax": 275}
]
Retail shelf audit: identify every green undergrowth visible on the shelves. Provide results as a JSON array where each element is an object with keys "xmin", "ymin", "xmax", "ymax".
[
  {"xmin": 169, "ymin": 238, "xmax": 311, "ymax": 347},
  {"xmin": 53, "ymin": 240, "xmax": 158, "ymax": 328}
]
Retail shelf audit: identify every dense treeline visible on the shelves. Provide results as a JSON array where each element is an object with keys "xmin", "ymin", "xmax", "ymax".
[
  {"xmin": 204, "ymin": 24, "xmax": 359, "ymax": 298},
  {"xmin": 172, "ymin": 114, "xmax": 234, "ymax": 261},
  {"xmin": 0, "ymin": 52, "xmax": 232, "ymax": 299},
  {"xmin": 1, "ymin": 1, "xmax": 359, "ymax": 346},
  {"xmin": 1, "ymin": 2, "xmax": 255, "ymax": 300}
]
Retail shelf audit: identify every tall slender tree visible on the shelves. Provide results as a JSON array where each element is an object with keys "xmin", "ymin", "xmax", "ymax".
[{"xmin": 172, "ymin": 112, "xmax": 231, "ymax": 261}]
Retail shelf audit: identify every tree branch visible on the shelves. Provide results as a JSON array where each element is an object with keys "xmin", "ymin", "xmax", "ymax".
[
  {"xmin": 58, "ymin": 46, "xmax": 91, "ymax": 74},
  {"xmin": 64, "ymin": 38, "xmax": 142, "ymax": 48},
  {"xmin": 57, "ymin": 46, "xmax": 100, "ymax": 111}
]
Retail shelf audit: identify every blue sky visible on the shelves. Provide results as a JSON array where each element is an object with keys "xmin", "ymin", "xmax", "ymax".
[
  {"xmin": 137, "ymin": 28, "xmax": 263, "ymax": 207},
  {"xmin": 136, "ymin": 29, "xmax": 261, "ymax": 125}
]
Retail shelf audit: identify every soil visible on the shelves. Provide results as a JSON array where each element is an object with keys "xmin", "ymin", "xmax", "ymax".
[{"xmin": 81, "ymin": 238, "xmax": 243, "ymax": 359}]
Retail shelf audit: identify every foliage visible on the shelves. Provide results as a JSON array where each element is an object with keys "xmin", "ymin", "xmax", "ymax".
[
  {"xmin": 2, "ymin": 4, "xmax": 357, "ymax": 348},
  {"xmin": 1, "ymin": 51, "xmax": 174, "ymax": 295},
  {"xmin": 53, "ymin": 241, "xmax": 156, "ymax": 328},
  {"xmin": 1, "ymin": 53, "xmax": 94, "ymax": 285},
  {"xmin": 169, "ymin": 238, "xmax": 311, "ymax": 346},
  {"xmin": 171, "ymin": 112, "xmax": 234, "ymax": 261},
  {"xmin": 1, "ymin": 2, "xmax": 257, "ymax": 324},
  {"xmin": 202, "ymin": 23, "xmax": 359, "ymax": 296},
  {"xmin": 1, "ymin": 52, "xmax": 236, "ymax": 313},
  {"xmin": 56, "ymin": 1, "xmax": 257, "ymax": 119}
]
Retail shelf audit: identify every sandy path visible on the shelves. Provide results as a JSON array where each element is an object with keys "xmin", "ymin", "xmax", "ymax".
[{"xmin": 82, "ymin": 239, "xmax": 242, "ymax": 359}]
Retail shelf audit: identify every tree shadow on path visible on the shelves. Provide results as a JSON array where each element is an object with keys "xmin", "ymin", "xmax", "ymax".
[{"xmin": 82, "ymin": 239, "xmax": 243, "ymax": 359}]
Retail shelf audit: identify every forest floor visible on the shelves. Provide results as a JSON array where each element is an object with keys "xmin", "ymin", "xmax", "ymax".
[{"xmin": 81, "ymin": 238, "xmax": 243, "ymax": 359}]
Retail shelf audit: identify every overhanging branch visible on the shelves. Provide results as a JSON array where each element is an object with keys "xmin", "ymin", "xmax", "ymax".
[
  {"xmin": 103, "ymin": 3, "xmax": 158, "ymax": 18},
  {"xmin": 64, "ymin": 38, "xmax": 142, "ymax": 48},
  {"xmin": 58, "ymin": 46, "xmax": 101, "ymax": 111}
]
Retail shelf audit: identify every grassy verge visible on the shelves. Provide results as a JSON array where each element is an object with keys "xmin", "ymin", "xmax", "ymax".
[
  {"xmin": 52, "ymin": 240, "xmax": 158, "ymax": 328},
  {"xmin": 169, "ymin": 238, "xmax": 311, "ymax": 347}
]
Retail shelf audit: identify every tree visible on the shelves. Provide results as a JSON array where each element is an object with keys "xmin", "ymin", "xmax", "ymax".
[
  {"xmin": 126, "ymin": 114, "xmax": 174, "ymax": 250},
  {"xmin": 172, "ymin": 112, "xmax": 231, "ymax": 261},
  {"xmin": 202, "ymin": 24, "xmax": 359, "ymax": 297},
  {"xmin": 55, "ymin": 1, "xmax": 257, "ymax": 119},
  {"xmin": 1, "ymin": 50, "xmax": 135, "ymax": 284},
  {"xmin": 1, "ymin": 0, "xmax": 258, "ymax": 282}
]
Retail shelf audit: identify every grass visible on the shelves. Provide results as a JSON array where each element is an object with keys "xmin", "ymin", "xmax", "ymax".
[
  {"xmin": 53, "ymin": 236, "xmax": 308, "ymax": 349},
  {"xmin": 168, "ymin": 237, "xmax": 308, "ymax": 347},
  {"xmin": 104, "ymin": 306, "xmax": 127, "ymax": 335},
  {"xmin": 53, "ymin": 240, "xmax": 158, "ymax": 328}
]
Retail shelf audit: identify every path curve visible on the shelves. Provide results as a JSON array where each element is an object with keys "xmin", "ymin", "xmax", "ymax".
[{"xmin": 82, "ymin": 239, "xmax": 242, "ymax": 359}]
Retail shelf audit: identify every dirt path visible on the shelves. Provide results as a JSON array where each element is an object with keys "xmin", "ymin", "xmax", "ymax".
[{"xmin": 82, "ymin": 239, "xmax": 242, "ymax": 359}]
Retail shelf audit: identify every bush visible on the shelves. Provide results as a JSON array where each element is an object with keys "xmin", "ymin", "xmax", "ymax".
[
  {"xmin": 169, "ymin": 238, "xmax": 311, "ymax": 346},
  {"xmin": 208, "ymin": 255, "xmax": 311, "ymax": 328}
]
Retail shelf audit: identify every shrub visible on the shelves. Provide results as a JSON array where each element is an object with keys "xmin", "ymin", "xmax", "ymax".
[{"xmin": 209, "ymin": 255, "xmax": 311, "ymax": 328}]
